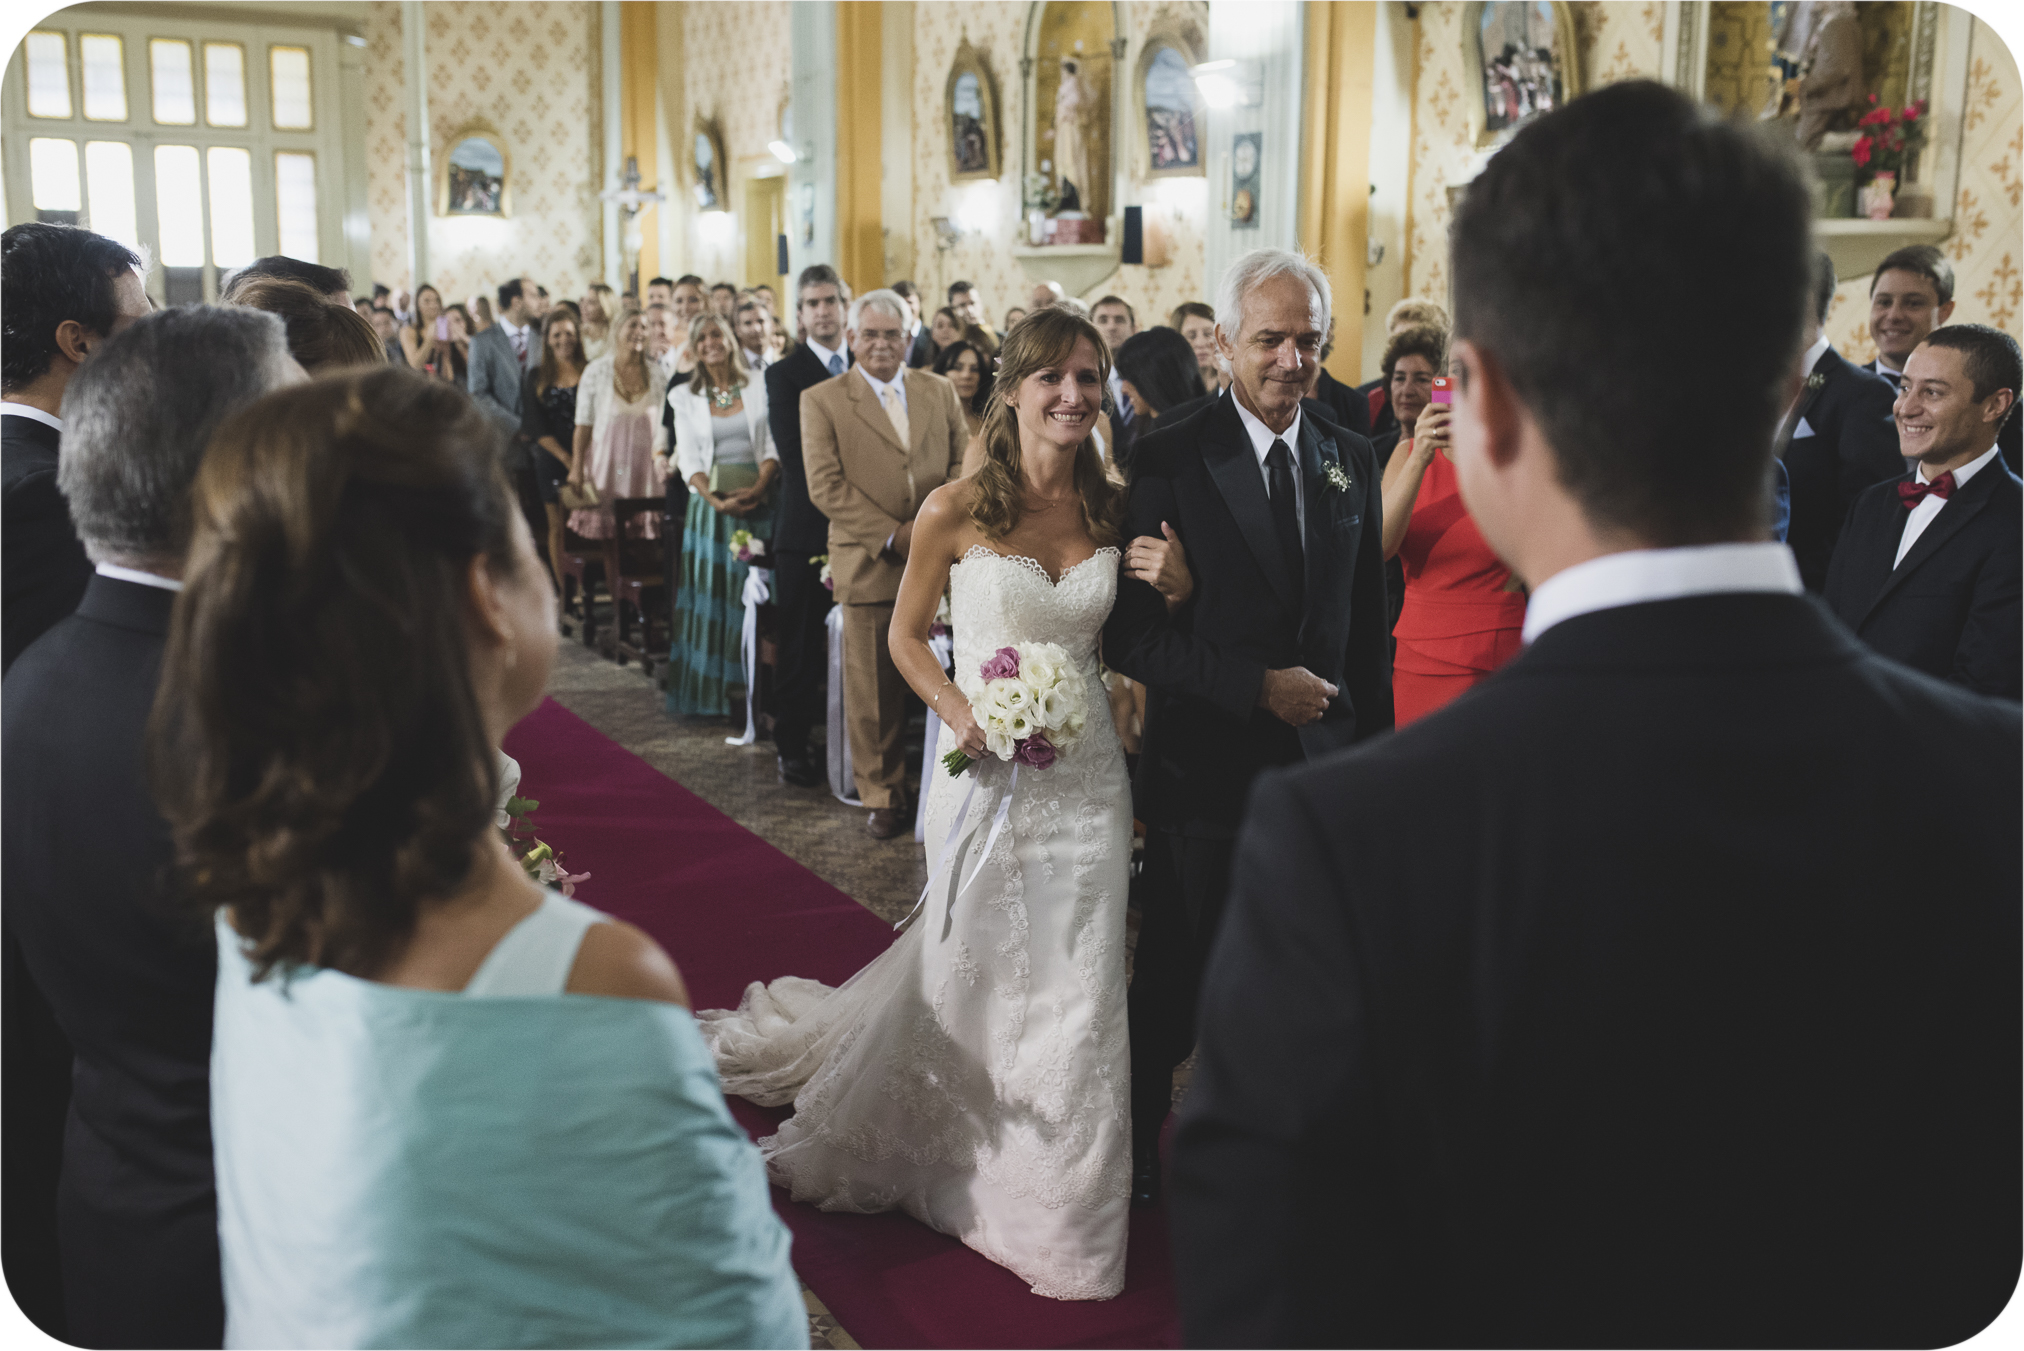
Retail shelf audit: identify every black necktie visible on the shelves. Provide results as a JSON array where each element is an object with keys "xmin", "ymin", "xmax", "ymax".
[{"xmin": 1266, "ymin": 438, "xmax": 1304, "ymax": 604}]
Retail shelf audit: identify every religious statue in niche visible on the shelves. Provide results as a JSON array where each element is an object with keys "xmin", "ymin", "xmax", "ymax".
[
  {"xmin": 693, "ymin": 116, "xmax": 727, "ymax": 211},
  {"xmin": 1759, "ymin": 0, "xmax": 1865, "ymax": 149},
  {"xmin": 1053, "ymin": 57, "xmax": 1093, "ymax": 213}
]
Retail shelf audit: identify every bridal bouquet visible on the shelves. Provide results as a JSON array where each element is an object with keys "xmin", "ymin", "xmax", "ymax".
[{"xmin": 940, "ymin": 642, "xmax": 1088, "ymax": 777}]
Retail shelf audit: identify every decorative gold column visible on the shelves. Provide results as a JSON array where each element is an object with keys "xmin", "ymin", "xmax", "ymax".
[
  {"xmin": 620, "ymin": 1, "xmax": 660, "ymax": 283},
  {"xmin": 835, "ymin": 1, "xmax": 885, "ymax": 296},
  {"xmin": 1299, "ymin": 1, "xmax": 1377, "ymax": 384}
]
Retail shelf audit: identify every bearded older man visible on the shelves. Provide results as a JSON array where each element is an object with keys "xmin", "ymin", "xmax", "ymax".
[{"xmin": 1101, "ymin": 247, "xmax": 1392, "ymax": 1205}]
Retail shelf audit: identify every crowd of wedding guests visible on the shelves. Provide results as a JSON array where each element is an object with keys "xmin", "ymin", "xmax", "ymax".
[{"xmin": 2, "ymin": 72, "xmax": 2021, "ymax": 1350}]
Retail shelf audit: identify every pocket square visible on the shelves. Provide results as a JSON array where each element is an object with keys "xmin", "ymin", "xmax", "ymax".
[{"xmin": 1792, "ymin": 416, "xmax": 1816, "ymax": 439}]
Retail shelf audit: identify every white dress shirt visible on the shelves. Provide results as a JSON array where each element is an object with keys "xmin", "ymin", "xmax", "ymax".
[
  {"xmin": 742, "ymin": 347, "xmax": 770, "ymax": 374},
  {"xmin": 0, "ymin": 401, "xmax": 63, "ymax": 433},
  {"xmin": 1895, "ymin": 444, "xmax": 2000, "ymax": 568},
  {"xmin": 1522, "ymin": 543, "xmax": 1803, "ymax": 644},
  {"xmin": 1870, "ymin": 356, "xmax": 1905, "ymax": 390},
  {"xmin": 1231, "ymin": 396, "xmax": 1304, "ymax": 537},
  {"xmin": 498, "ymin": 317, "xmax": 533, "ymax": 367},
  {"xmin": 807, "ymin": 337, "xmax": 847, "ymax": 375},
  {"xmin": 94, "ymin": 562, "xmax": 182, "ymax": 592}
]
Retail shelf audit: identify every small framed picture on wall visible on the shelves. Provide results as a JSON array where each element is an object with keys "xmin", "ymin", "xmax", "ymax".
[{"xmin": 1230, "ymin": 132, "xmax": 1260, "ymax": 227}]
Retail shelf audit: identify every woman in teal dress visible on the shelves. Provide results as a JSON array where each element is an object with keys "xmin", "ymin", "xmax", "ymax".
[
  {"xmin": 148, "ymin": 366, "xmax": 804, "ymax": 1350},
  {"xmin": 659, "ymin": 312, "xmax": 779, "ymax": 718}
]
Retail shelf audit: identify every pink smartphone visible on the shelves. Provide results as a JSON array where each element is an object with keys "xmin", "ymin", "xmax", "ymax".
[{"xmin": 1430, "ymin": 376, "xmax": 1453, "ymax": 406}]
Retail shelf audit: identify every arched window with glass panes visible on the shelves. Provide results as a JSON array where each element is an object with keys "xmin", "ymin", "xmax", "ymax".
[{"xmin": 4, "ymin": 14, "xmax": 355, "ymax": 304}]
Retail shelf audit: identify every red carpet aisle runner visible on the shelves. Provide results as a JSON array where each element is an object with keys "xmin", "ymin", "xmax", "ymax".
[{"xmin": 503, "ymin": 700, "xmax": 1182, "ymax": 1350}]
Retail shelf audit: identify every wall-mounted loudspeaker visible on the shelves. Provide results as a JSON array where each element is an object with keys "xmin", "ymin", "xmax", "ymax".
[{"xmin": 1121, "ymin": 206, "xmax": 1144, "ymax": 266}]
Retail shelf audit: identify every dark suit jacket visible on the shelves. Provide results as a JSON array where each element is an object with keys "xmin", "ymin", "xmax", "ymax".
[
  {"xmin": 906, "ymin": 328, "xmax": 934, "ymax": 369},
  {"xmin": 765, "ymin": 341, "xmax": 851, "ymax": 556},
  {"xmin": 1357, "ymin": 377, "xmax": 1397, "ymax": 441},
  {"xmin": 1172, "ymin": 592, "xmax": 2021, "ymax": 1349},
  {"xmin": 1104, "ymin": 398, "xmax": 1393, "ymax": 836},
  {"xmin": 1824, "ymin": 455, "xmax": 2021, "ymax": 699},
  {"xmin": 1309, "ymin": 367, "xmax": 1373, "ymax": 437},
  {"xmin": 1778, "ymin": 346, "xmax": 1903, "ymax": 591},
  {"xmin": 2, "ymin": 575, "xmax": 223, "ymax": 1348},
  {"xmin": 3, "ymin": 415, "xmax": 91, "ymax": 673}
]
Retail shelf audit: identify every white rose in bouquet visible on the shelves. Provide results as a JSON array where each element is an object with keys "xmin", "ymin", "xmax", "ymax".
[{"xmin": 942, "ymin": 643, "xmax": 1094, "ymax": 777}]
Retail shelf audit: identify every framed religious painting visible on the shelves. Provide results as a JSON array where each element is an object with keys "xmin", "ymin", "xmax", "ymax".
[
  {"xmin": 437, "ymin": 123, "xmax": 510, "ymax": 217},
  {"xmin": 946, "ymin": 40, "xmax": 1000, "ymax": 181},
  {"xmin": 1229, "ymin": 131, "xmax": 1260, "ymax": 227},
  {"xmin": 693, "ymin": 114, "xmax": 728, "ymax": 210},
  {"xmin": 1135, "ymin": 19, "xmax": 1205, "ymax": 178},
  {"xmin": 1464, "ymin": 0, "xmax": 1582, "ymax": 149}
]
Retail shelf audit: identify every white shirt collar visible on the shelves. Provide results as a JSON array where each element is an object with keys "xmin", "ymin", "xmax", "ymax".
[
  {"xmin": 94, "ymin": 562, "xmax": 182, "ymax": 592},
  {"xmin": 498, "ymin": 316, "xmax": 528, "ymax": 340},
  {"xmin": 1799, "ymin": 332, "xmax": 1831, "ymax": 377},
  {"xmin": 1231, "ymin": 393, "xmax": 1303, "ymax": 468},
  {"xmin": 807, "ymin": 336, "xmax": 846, "ymax": 369},
  {"xmin": 0, "ymin": 402, "xmax": 63, "ymax": 432},
  {"xmin": 742, "ymin": 347, "xmax": 767, "ymax": 367},
  {"xmin": 1522, "ymin": 543, "xmax": 1802, "ymax": 644},
  {"xmin": 1920, "ymin": 443, "xmax": 2001, "ymax": 487},
  {"xmin": 1872, "ymin": 355, "xmax": 1905, "ymax": 380},
  {"xmin": 858, "ymin": 364, "xmax": 906, "ymax": 408}
]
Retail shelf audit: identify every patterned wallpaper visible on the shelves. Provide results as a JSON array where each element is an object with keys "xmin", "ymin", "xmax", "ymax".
[
  {"xmin": 363, "ymin": 1, "xmax": 602, "ymax": 304},
  {"xmin": 908, "ymin": 0, "xmax": 1212, "ymax": 330},
  {"xmin": 1824, "ymin": 17, "xmax": 2022, "ymax": 356},
  {"xmin": 675, "ymin": 0, "xmax": 792, "ymax": 285},
  {"xmin": 1405, "ymin": 1, "xmax": 1666, "ymax": 305}
]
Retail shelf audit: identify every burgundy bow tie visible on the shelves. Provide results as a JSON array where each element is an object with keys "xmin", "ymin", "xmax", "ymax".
[{"xmin": 1899, "ymin": 471, "xmax": 1956, "ymax": 507}]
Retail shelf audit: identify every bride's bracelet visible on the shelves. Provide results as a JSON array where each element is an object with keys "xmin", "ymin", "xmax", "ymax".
[{"xmin": 931, "ymin": 680, "xmax": 956, "ymax": 713}]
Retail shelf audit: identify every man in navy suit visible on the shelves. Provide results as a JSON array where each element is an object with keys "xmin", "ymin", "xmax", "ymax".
[
  {"xmin": 1777, "ymin": 251, "xmax": 1903, "ymax": 591},
  {"xmin": 1826, "ymin": 324, "xmax": 2020, "ymax": 699}
]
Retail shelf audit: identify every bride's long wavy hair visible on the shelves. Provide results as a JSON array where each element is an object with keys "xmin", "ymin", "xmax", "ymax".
[{"xmin": 967, "ymin": 307, "xmax": 1125, "ymax": 547}]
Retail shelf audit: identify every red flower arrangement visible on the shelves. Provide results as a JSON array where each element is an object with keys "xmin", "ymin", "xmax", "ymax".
[{"xmin": 1851, "ymin": 95, "xmax": 1929, "ymax": 181}]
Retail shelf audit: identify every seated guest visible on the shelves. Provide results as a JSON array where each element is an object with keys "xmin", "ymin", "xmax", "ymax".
[
  {"xmin": 2, "ymin": 222, "xmax": 149, "ymax": 672},
  {"xmin": 148, "ymin": 368, "xmax": 805, "ymax": 1349},
  {"xmin": 1826, "ymin": 324, "xmax": 2020, "ymax": 699},
  {"xmin": 1778, "ymin": 250, "xmax": 1903, "ymax": 591},
  {"xmin": 224, "ymin": 276, "xmax": 386, "ymax": 374},
  {"xmin": 521, "ymin": 308, "xmax": 585, "ymax": 588},
  {"xmin": 1380, "ymin": 340, "xmax": 1526, "ymax": 724},
  {"xmin": 220, "ymin": 254, "xmax": 351, "ymax": 305},
  {"xmin": 4, "ymin": 305, "xmax": 300, "ymax": 1350},
  {"xmin": 661, "ymin": 313, "xmax": 777, "ymax": 718},
  {"xmin": 932, "ymin": 338, "xmax": 993, "ymax": 440},
  {"xmin": 1112, "ymin": 327, "xmax": 1208, "ymax": 472},
  {"xmin": 567, "ymin": 309, "xmax": 666, "ymax": 541},
  {"xmin": 1171, "ymin": 80, "xmax": 2020, "ymax": 1350}
]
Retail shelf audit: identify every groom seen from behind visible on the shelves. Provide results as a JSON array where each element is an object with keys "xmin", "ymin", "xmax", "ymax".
[
  {"xmin": 1170, "ymin": 80, "xmax": 2020, "ymax": 1349},
  {"xmin": 1103, "ymin": 249, "xmax": 1392, "ymax": 1205}
]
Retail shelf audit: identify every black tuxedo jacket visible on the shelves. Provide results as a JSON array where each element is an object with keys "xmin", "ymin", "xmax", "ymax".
[
  {"xmin": 1171, "ymin": 592, "xmax": 2020, "ymax": 1349},
  {"xmin": 1356, "ymin": 376, "xmax": 1397, "ymax": 441},
  {"xmin": 1103, "ymin": 397, "xmax": 1393, "ymax": 836},
  {"xmin": 1308, "ymin": 367, "xmax": 1373, "ymax": 438},
  {"xmin": 765, "ymin": 342, "xmax": 851, "ymax": 555},
  {"xmin": 2, "ymin": 415, "xmax": 91, "ymax": 673},
  {"xmin": 1778, "ymin": 346, "xmax": 1903, "ymax": 591},
  {"xmin": 1824, "ymin": 456, "xmax": 2021, "ymax": 699},
  {"xmin": 1, "ymin": 575, "xmax": 223, "ymax": 1347},
  {"xmin": 906, "ymin": 328, "xmax": 934, "ymax": 369}
]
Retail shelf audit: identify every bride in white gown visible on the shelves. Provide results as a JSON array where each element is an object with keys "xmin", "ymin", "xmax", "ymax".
[{"xmin": 699, "ymin": 308, "xmax": 1191, "ymax": 1301}]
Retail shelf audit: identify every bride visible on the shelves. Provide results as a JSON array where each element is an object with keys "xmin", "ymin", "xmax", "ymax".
[{"xmin": 698, "ymin": 307, "xmax": 1191, "ymax": 1301}]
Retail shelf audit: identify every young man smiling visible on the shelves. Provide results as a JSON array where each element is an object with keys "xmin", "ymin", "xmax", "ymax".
[{"xmin": 1825, "ymin": 324, "xmax": 2020, "ymax": 699}]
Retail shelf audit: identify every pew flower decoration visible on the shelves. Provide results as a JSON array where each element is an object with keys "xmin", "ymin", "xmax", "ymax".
[
  {"xmin": 500, "ymin": 794, "xmax": 591, "ymax": 898},
  {"xmin": 729, "ymin": 529, "xmax": 764, "ymax": 563},
  {"xmin": 811, "ymin": 554, "xmax": 834, "ymax": 591},
  {"xmin": 940, "ymin": 642, "xmax": 1088, "ymax": 777}
]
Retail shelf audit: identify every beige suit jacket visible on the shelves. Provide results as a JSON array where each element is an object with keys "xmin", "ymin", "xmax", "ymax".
[{"xmin": 801, "ymin": 366, "xmax": 968, "ymax": 604}]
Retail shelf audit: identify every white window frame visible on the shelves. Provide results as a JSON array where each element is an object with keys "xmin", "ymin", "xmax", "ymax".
[{"xmin": 4, "ymin": 10, "xmax": 358, "ymax": 303}]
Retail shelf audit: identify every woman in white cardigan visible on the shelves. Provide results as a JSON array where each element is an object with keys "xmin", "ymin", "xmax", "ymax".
[{"xmin": 655, "ymin": 313, "xmax": 779, "ymax": 719}]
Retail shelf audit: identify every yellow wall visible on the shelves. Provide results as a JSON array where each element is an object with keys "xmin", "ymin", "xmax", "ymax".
[
  {"xmin": 1300, "ymin": 1, "xmax": 1377, "ymax": 381},
  {"xmin": 836, "ymin": 2, "xmax": 885, "ymax": 297}
]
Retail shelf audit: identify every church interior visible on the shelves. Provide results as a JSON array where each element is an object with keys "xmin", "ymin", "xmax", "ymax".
[{"xmin": 2, "ymin": 2, "xmax": 2022, "ymax": 1349}]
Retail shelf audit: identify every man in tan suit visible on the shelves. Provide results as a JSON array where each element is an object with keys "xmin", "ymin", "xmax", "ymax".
[{"xmin": 802, "ymin": 288, "xmax": 969, "ymax": 837}]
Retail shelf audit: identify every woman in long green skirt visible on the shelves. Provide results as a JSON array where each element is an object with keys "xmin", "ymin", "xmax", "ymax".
[{"xmin": 660, "ymin": 313, "xmax": 778, "ymax": 718}]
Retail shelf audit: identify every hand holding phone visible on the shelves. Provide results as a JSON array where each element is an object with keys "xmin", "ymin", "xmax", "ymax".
[
  {"xmin": 1430, "ymin": 375, "xmax": 1452, "ymax": 406},
  {"xmin": 435, "ymin": 315, "xmax": 450, "ymax": 341}
]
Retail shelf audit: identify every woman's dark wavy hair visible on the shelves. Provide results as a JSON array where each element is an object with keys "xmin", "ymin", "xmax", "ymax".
[
  {"xmin": 932, "ymin": 338, "xmax": 996, "ymax": 417},
  {"xmin": 149, "ymin": 366, "xmax": 519, "ymax": 982},
  {"xmin": 968, "ymin": 306, "xmax": 1125, "ymax": 547},
  {"xmin": 1113, "ymin": 327, "xmax": 1207, "ymax": 415}
]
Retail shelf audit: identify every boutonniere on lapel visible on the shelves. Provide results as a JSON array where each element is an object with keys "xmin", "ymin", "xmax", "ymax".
[
  {"xmin": 1321, "ymin": 460, "xmax": 1352, "ymax": 494},
  {"xmin": 1805, "ymin": 372, "xmax": 1826, "ymax": 393}
]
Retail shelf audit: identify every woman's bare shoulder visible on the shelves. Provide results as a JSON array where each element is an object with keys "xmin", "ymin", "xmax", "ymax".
[
  {"xmin": 565, "ymin": 919, "xmax": 691, "ymax": 1007},
  {"xmin": 918, "ymin": 476, "xmax": 979, "ymax": 528}
]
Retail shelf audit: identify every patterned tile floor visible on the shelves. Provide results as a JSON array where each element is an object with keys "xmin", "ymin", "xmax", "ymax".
[{"xmin": 540, "ymin": 638, "xmax": 1188, "ymax": 1349}]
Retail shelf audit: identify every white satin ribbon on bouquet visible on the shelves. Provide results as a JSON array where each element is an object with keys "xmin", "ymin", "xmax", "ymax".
[
  {"xmin": 895, "ymin": 761, "xmax": 1019, "ymax": 934},
  {"xmin": 725, "ymin": 566, "xmax": 773, "ymax": 747}
]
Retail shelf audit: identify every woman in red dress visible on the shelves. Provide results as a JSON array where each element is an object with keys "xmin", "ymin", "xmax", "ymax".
[{"xmin": 1379, "ymin": 328, "xmax": 1527, "ymax": 726}]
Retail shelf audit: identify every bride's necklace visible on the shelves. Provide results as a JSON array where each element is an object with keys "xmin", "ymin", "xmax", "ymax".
[{"xmin": 711, "ymin": 382, "xmax": 744, "ymax": 410}]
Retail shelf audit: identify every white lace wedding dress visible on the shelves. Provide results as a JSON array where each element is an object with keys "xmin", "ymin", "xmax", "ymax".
[{"xmin": 698, "ymin": 545, "xmax": 1132, "ymax": 1301}]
